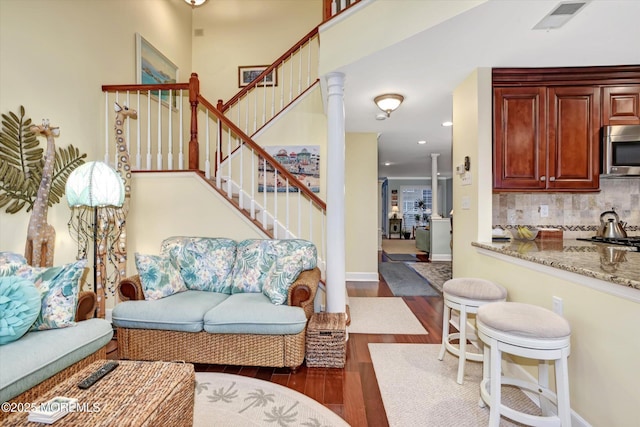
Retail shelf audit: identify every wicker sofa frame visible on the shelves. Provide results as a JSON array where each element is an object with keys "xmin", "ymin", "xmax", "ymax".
[
  {"xmin": 115, "ymin": 267, "xmax": 320, "ymax": 371},
  {"xmin": 1, "ymin": 291, "xmax": 108, "ymax": 417}
]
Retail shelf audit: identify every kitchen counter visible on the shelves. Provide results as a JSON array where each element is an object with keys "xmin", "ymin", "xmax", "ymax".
[{"xmin": 472, "ymin": 239, "xmax": 640, "ymax": 291}]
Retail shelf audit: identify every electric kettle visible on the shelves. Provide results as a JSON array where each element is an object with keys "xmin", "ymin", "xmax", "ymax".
[{"xmin": 597, "ymin": 209, "xmax": 628, "ymax": 239}]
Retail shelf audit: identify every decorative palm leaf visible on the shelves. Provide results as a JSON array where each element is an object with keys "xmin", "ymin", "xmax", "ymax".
[{"xmin": 0, "ymin": 106, "xmax": 87, "ymax": 214}]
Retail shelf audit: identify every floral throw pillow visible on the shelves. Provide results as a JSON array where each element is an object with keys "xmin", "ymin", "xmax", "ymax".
[
  {"xmin": 262, "ymin": 255, "xmax": 305, "ymax": 305},
  {"xmin": 230, "ymin": 240, "xmax": 278, "ymax": 294},
  {"xmin": 0, "ymin": 277, "xmax": 41, "ymax": 345},
  {"xmin": 10, "ymin": 259, "xmax": 87, "ymax": 331},
  {"xmin": 0, "ymin": 252, "xmax": 28, "ymax": 277},
  {"xmin": 135, "ymin": 253, "xmax": 187, "ymax": 300}
]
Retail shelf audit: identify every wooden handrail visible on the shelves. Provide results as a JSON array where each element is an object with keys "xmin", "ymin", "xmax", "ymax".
[
  {"xmin": 220, "ymin": 27, "xmax": 319, "ymax": 112},
  {"xmin": 198, "ymin": 94, "xmax": 326, "ymax": 210},
  {"xmin": 101, "ymin": 83, "xmax": 189, "ymax": 92}
]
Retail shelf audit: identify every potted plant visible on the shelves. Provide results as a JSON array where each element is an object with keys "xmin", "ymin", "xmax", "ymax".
[{"xmin": 402, "ymin": 227, "xmax": 411, "ymax": 239}]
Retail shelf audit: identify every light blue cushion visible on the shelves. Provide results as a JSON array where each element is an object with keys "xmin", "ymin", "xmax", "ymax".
[
  {"xmin": 161, "ymin": 237, "xmax": 236, "ymax": 294},
  {"xmin": 203, "ymin": 293, "xmax": 307, "ymax": 335},
  {"xmin": 10, "ymin": 260, "xmax": 87, "ymax": 331},
  {"xmin": 135, "ymin": 253, "xmax": 187, "ymax": 300},
  {"xmin": 0, "ymin": 318, "xmax": 113, "ymax": 403},
  {"xmin": 112, "ymin": 290, "xmax": 229, "ymax": 332},
  {"xmin": 0, "ymin": 277, "xmax": 41, "ymax": 345}
]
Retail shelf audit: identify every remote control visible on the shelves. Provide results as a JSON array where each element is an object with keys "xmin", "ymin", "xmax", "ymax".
[{"xmin": 78, "ymin": 361, "xmax": 119, "ymax": 389}]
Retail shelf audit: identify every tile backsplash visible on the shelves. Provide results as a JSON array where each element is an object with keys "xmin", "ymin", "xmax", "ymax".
[{"xmin": 492, "ymin": 178, "xmax": 640, "ymax": 238}]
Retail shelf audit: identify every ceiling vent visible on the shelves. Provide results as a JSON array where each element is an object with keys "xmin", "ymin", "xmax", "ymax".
[{"xmin": 533, "ymin": 1, "xmax": 589, "ymax": 30}]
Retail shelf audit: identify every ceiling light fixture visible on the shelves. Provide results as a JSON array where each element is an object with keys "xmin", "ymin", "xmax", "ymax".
[
  {"xmin": 384, "ymin": 162, "xmax": 391, "ymax": 166},
  {"xmin": 185, "ymin": 0, "xmax": 207, "ymax": 7},
  {"xmin": 418, "ymin": 140, "xmax": 427, "ymax": 145},
  {"xmin": 374, "ymin": 94, "xmax": 404, "ymax": 118},
  {"xmin": 442, "ymin": 121, "xmax": 453, "ymax": 127}
]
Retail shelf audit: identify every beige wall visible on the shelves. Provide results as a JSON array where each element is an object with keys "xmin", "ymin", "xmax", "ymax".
[
  {"xmin": 127, "ymin": 172, "xmax": 264, "ymax": 269},
  {"xmin": 345, "ymin": 132, "xmax": 379, "ymax": 280},
  {"xmin": 319, "ymin": 0, "xmax": 485, "ymax": 74},
  {"xmin": 452, "ymin": 69, "xmax": 639, "ymax": 426},
  {"xmin": 0, "ymin": 0, "xmax": 192, "ymax": 264},
  {"xmin": 192, "ymin": 0, "xmax": 321, "ymax": 102}
]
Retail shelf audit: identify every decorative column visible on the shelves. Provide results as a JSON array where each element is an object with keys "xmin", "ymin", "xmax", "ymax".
[
  {"xmin": 431, "ymin": 153, "xmax": 440, "ymax": 218},
  {"xmin": 325, "ymin": 72, "xmax": 346, "ymax": 313}
]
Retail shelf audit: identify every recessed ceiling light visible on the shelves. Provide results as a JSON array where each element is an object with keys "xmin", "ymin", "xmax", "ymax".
[
  {"xmin": 384, "ymin": 162, "xmax": 391, "ymax": 166},
  {"xmin": 442, "ymin": 121, "xmax": 453, "ymax": 127},
  {"xmin": 418, "ymin": 140, "xmax": 427, "ymax": 145}
]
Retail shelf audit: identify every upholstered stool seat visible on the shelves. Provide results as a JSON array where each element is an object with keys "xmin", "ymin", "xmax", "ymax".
[
  {"xmin": 438, "ymin": 278, "xmax": 507, "ymax": 384},
  {"xmin": 477, "ymin": 301, "xmax": 572, "ymax": 427}
]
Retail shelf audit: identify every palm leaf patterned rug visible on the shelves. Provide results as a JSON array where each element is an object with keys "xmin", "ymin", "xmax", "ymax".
[{"xmin": 193, "ymin": 372, "xmax": 349, "ymax": 426}]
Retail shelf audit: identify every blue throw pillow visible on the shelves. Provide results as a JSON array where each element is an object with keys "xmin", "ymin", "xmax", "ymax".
[
  {"xmin": 0, "ymin": 277, "xmax": 41, "ymax": 345},
  {"xmin": 12, "ymin": 260, "xmax": 87, "ymax": 331}
]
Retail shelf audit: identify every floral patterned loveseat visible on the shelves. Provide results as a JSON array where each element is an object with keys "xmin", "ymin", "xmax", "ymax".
[{"xmin": 112, "ymin": 237, "xmax": 320, "ymax": 371}]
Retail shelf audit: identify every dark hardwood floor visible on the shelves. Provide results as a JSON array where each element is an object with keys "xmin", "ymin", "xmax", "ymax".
[{"xmin": 107, "ymin": 252, "xmax": 444, "ymax": 427}]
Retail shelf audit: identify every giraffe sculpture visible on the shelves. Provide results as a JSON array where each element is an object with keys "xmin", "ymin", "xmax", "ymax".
[
  {"xmin": 113, "ymin": 102, "xmax": 137, "ymax": 197},
  {"xmin": 104, "ymin": 102, "xmax": 137, "ymax": 310},
  {"xmin": 25, "ymin": 119, "xmax": 59, "ymax": 267}
]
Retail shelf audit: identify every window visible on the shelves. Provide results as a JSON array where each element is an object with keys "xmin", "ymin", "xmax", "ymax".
[{"xmin": 400, "ymin": 186, "xmax": 431, "ymax": 229}]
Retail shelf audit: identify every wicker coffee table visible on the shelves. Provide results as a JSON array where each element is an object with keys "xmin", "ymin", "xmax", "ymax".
[{"xmin": 3, "ymin": 360, "xmax": 194, "ymax": 426}]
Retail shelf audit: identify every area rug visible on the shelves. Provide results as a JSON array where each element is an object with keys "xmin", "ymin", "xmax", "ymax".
[
  {"xmin": 378, "ymin": 262, "xmax": 440, "ymax": 297},
  {"xmin": 193, "ymin": 372, "xmax": 349, "ymax": 427},
  {"xmin": 406, "ymin": 261, "xmax": 452, "ymax": 293},
  {"xmin": 347, "ymin": 297, "xmax": 428, "ymax": 335},
  {"xmin": 384, "ymin": 252, "xmax": 418, "ymax": 262},
  {"xmin": 369, "ymin": 344, "xmax": 541, "ymax": 427}
]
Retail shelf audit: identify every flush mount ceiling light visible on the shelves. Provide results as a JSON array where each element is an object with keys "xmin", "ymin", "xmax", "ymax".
[
  {"xmin": 441, "ymin": 121, "xmax": 453, "ymax": 127},
  {"xmin": 418, "ymin": 140, "xmax": 427, "ymax": 145},
  {"xmin": 374, "ymin": 94, "xmax": 404, "ymax": 118},
  {"xmin": 185, "ymin": 0, "xmax": 207, "ymax": 7}
]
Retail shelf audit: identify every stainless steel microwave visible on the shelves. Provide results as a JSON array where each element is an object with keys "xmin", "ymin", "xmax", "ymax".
[{"xmin": 602, "ymin": 124, "xmax": 640, "ymax": 177}]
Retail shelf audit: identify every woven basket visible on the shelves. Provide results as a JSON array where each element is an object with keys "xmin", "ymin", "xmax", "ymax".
[{"xmin": 306, "ymin": 313, "xmax": 346, "ymax": 368}]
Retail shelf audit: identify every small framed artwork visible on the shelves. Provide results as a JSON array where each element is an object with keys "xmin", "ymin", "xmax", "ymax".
[
  {"xmin": 135, "ymin": 33, "xmax": 179, "ymax": 108},
  {"xmin": 238, "ymin": 65, "xmax": 277, "ymax": 88}
]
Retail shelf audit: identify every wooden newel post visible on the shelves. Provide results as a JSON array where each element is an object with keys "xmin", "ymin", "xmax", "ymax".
[{"xmin": 189, "ymin": 73, "xmax": 200, "ymax": 170}]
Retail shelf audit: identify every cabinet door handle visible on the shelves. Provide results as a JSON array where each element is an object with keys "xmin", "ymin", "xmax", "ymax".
[
  {"xmin": 549, "ymin": 176, "xmax": 556, "ymax": 182},
  {"xmin": 540, "ymin": 176, "xmax": 546, "ymax": 181}
]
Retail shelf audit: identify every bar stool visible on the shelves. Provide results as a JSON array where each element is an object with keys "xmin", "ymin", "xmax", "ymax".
[
  {"xmin": 438, "ymin": 278, "xmax": 507, "ymax": 384},
  {"xmin": 477, "ymin": 301, "xmax": 572, "ymax": 427}
]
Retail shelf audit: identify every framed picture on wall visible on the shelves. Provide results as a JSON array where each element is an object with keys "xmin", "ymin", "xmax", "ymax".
[
  {"xmin": 135, "ymin": 33, "xmax": 179, "ymax": 108},
  {"xmin": 238, "ymin": 65, "xmax": 278, "ymax": 88}
]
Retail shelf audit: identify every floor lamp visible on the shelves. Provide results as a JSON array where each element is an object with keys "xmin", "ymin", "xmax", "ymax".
[{"xmin": 66, "ymin": 161, "xmax": 125, "ymax": 318}]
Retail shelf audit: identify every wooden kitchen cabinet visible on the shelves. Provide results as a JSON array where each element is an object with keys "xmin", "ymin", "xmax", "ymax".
[
  {"xmin": 493, "ymin": 86, "xmax": 600, "ymax": 191},
  {"xmin": 546, "ymin": 86, "xmax": 600, "ymax": 190},
  {"xmin": 493, "ymin": 87, "xmax": 546, "ymax": 190},
  {"xmin": 602, "ymin": 85, "xmax": 640, "ymax": 125}
]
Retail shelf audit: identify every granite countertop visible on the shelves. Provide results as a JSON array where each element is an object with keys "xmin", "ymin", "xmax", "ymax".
[{"xmin": 472, "ymin": 239, "xmax": 640, "ymax": 291}]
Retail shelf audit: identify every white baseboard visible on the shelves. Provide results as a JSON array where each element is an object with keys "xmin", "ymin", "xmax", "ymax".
[
  {"xmin": 345, "ymin": 272, "xmax": 379, "ymax": 282},
  {"xmin": 430, "ymin": 254, "xmax": 452, "ymax": 261}
]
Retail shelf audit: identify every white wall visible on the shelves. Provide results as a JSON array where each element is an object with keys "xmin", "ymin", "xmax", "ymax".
[{"xmin": 452, "ymin": 69, "xmax": 640, "ymax": 427}]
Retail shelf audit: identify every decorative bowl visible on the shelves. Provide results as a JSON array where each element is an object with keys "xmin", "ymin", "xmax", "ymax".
[{"xmin": 509, "ymin": 226, "xmax": 539, "ymax": 241}]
